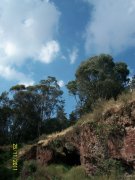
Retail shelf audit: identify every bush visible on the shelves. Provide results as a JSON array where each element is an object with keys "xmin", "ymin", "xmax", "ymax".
[
  {"xmin": 63, "ymin": 166, "xmax": 90, "ymax": 180},
  {"xmin": 19, "ymin": 163, "xmax": 90, "ymax": 180},
  {"xmin": 32, "ymin": 164, "xmax": 70, "ymax": 180},
  {"xmin": 19, "ymin": 161, "xmax": 135, "ymax": 180},
  {"xmin": 20, "ymin": 160, "xmax": 37, "ymax": 179},
  {"xmin": 0, "ymin": 167, "xmax": 17, "ymax": 180}
]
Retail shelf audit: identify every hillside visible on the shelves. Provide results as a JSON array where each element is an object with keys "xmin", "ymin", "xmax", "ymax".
[{"xmin": 18, "ymin": 91, "xmax": 135, "ymax": 179}]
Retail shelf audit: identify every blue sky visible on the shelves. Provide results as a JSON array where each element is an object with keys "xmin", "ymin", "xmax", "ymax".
[{"xmin": 0, "ymin": 0, "xmax": 135, "ymax": 115}]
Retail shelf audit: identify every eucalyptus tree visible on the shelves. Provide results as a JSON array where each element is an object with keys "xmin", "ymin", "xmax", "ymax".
[
  {"xmin": 67, "ymin": 54, "xmax": 129, "ymax": 115},
  {"xmin": 10, "ymin": 76, "xmax": 66, "ymax": 143}
]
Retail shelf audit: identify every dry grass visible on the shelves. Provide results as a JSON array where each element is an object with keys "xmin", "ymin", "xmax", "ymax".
[
  {"xmin": 18, "ymin": 127, "xmax": 74, "ymax": 157},
  {"xmin": 117, "ymin": 90, "xmax": 135, "ymax": 104},
  {"xmin": 77, "ymin": 99, "xmax": 116, "ymax": 126},
  {"xmin": 38, "ymin": 126, "xmax": 73, "ymax": 146},
  {"xmin": 18, "ymin": 144, "xmax": 34, "ymax": 158},
  {"xmin": 78, "ymin": 90, "xmax": 135, "ymax": 125}
]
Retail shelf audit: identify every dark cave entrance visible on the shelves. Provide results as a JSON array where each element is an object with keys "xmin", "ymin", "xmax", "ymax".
[
  {"xmin": 53, "ymin": 146, "xmax": 81, "ymax": 166},
  {"xmin": 63, "ymin": 147, "xmax": 81, "ymax": 166}
]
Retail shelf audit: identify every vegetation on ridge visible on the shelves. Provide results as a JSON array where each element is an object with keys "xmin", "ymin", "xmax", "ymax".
[{"xmin": 0, "ymin": 54, "xmax": 135, "ymax": 179}]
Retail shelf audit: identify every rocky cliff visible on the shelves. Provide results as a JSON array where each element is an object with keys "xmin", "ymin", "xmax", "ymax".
[{"xmin": 19, "ymin": 98, "xmax": 135, "ymax": 175}]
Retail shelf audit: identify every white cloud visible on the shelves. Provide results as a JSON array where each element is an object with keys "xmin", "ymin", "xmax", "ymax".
[
  {"xmin": 0, "ymin": 65, "xmax": 34, "ymax": 86},
  {"xmin": 39, "ymin": 40, "xmax": 60, "ymax": 64},
  {"xmin": 0, "ymin": 0, "xmax": 60, "ymax": 82},
  {"xmin": 69, "ymin": 47, "xmax": 78, "ymax": 64},
  {"xmin": 4, "ymin": 42, "xmax": 17, "ymax": 57},
  {"xmin": 58, "ymin": 80, "xmax": 65, "ymax": 87},
  {"xmin": 24, "ymin": 18, "xmax": 34, "ymax": 28},
  {"xmin": 84, "ymin": 0, "xmax": 135, "ymax": 55}
]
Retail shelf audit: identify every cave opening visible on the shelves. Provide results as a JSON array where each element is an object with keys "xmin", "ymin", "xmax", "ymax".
[
  {"xmin": 63, "ymin": 147, "xmax": 81, "ymax": 166},
  {"xmin": 53, "ymin": 146, "xmax": 81, "ymax": 166}
]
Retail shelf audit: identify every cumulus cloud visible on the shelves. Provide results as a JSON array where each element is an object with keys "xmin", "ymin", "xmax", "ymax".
[
  {"xmin": 39, "ymin": 41, "xmax": 60, "ymax": 64},
  {"xmin": 58, "ymin": 80, "xmax": 65, "ymax": 87},
  {"xmin": 69, "ymin": 47, "xmax": 78, "ymax": 64},
  {"xmin": 0, "ymin": 0, "xmax": 60, "ymax": 82},
  {"xmin": 0, "ymin": 65, "xmax": 34, "ymax": 86},
  {"xmin": 85, "ymin": 0, "xmax": 135, "ymax": 55}
]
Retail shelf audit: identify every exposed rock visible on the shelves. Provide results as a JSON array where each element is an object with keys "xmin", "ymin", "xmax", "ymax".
[
  {"xmin": 108, "ymin": 127, "xmax": 135, "ymax": 163},
  {"xmin": 19, "ymin": 100, "xmax": 135, "ymax": 175},
  {"xmin": 36, "ymin": 146, "xmax": 53, "ymax": 165},
  {"xmin": 19, "ymin": 145, "xmax": 37, "ymax": 161}
]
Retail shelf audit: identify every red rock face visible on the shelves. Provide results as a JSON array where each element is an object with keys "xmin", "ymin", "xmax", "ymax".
[
  {"xmin": 108, "ymin": 128, "xmax": 135, "ymax": 159},
  {"xmin": 115, "ymin": 128, "xmax": 135, "ymax": 162},
  {"xmin": 36, "ymin": 146, "xmax": 53, "ymax": 165},
  {"xmin": 79, "ymin": 102, "xmax": 135, "ymax": 174},
  {"xmin": 20, "ymin": 101, "xmax": 135, "ymax": 175},
  {"xmin": 79, "ymin": 125, "xmax": 104, "ymax": 175},
  {"xmin": 79, "ymin": 127, "xmax": 135, "ymax": 174}
]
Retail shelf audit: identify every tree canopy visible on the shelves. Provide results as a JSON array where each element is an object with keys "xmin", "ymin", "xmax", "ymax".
[
  {"xmin": 0, "ymin": 76, "xmax": 68, "ymax": 144},
  {"xmin": 67, "ymin": 54, "xmax": 130, "ymax": 115}
]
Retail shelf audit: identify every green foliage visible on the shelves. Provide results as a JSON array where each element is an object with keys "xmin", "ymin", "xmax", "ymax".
[
  {"xmin": 67, "ymin": 54, "xmax": 129, "ymax": 116},
  {"xmin": 96, "ymin": 159, "xmax": 124, "ymax": 176},
  {"xmin": 69, "ymin": 111, "xmax": 78, "ymax": 125},
  {"xmin": 41, "ymin": 118, "xmax": 69, "ymax": 135},
  {"xmin": 0, "ymin": 167, "xmax": 18, "ymax": 180},
  {"xmin": 63, "ymin": 166, "xmax": 90, "ymax": 180},
  {"xmin": 66, "ymin": 80, "xmax": 78, "ymax": 97},
  {"xmin": 0, "ymin": 76, "xmax": 67, "ymax": 144},
  {"xmin": 20, "ymin": 163, "xmax": 128, "ymax": 180},
  {"xmin": 19, "ymin": 163, "xmax": 89, "ymax": 180},
  {"xmin": 0, "ymin": 92, "xmax": 12, "ymax": 145},
  {"xmin": 20, "ymin": 163, "xmax": 70, "ymax": 180},
  {"xmin": 10, "ymin": 84, "xmax": 26, "ymax": 91},
  {"xmin": 20, "ymin": 160, "xmax": 37, "ymax": 179},
  {"xmin": 0, "ymin": 148, "xmax": 12, "ymax": 165},
  {"xmin": 44, "ymin": 164, "xmax": 70, "ymax": 179},
  {"xmin": 19, "ymin": 161, "xmax": 135, "ymax": 180},
  {"xmin": 0, "ymin": 147, "xmax": 20, "ymax": 180}
]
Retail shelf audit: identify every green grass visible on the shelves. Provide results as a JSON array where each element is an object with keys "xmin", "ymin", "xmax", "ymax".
[
  {"xmin": 19, "ymin": 161, "xmax": 88, "ymax": 180},
  {"xmin": 18, "ymin": 162, "xmax": 135, "ymax": 180}
]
